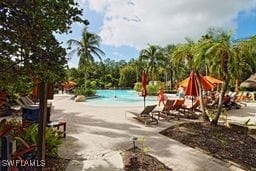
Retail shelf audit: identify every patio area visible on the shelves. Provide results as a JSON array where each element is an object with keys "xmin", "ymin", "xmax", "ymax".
[{"xmin": 49, "ymin": 94, "xmax": 256, "ymax": 171}]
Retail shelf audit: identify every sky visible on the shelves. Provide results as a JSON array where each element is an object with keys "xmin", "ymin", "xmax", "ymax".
[{"xmin": 55, "ymin": 0, "xmax": 256, "ymax": 68}]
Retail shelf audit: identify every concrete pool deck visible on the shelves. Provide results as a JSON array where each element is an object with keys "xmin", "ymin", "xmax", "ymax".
[{"xmin": 47, "ymin": 94, "xmax": 256, "ymax": 171}]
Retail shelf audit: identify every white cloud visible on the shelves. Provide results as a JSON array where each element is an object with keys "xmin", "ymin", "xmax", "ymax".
[{"xmin": 85, "ymin": 0, "xmax": 256, "ymax": 49}]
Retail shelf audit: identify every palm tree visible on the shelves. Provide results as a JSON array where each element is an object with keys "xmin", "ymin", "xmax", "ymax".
[
  {"xmin": 139, "ymin": 45, "xmax": 164, "ymax": 80},
  {"xmin": 172, "ymin": 38, "xmax": 195, "ymax": 72},
  {"xmin": 67, "ymin": 27, "xmax": 105, "ymax": 83},
  {"xmin": 231, "ymin": 36, "xmax": 256, "ymax": 91},
  {"xmin": 203, "ymin": 31, "xmax": 234, "ymax": 125},
  {"xmin": 162, "ymin": 45, "xmax": 175, "ymax": 89},
  {"xmin": 172, "ymin": 39, "xmax": 211, "ymax": 122}
]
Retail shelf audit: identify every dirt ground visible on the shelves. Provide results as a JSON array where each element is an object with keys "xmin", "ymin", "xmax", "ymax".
[{"xmin": 161, "ymin": 122, "xmax": 256, "ymax": 170}]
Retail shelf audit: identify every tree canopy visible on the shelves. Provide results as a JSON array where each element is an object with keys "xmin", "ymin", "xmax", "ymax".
[{"xmin": 0, "ymin": 0, "xmax": 88, "ymax": 90}]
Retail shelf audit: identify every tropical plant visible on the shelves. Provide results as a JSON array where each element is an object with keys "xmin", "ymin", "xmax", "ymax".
[
  {"xmin": 68, "ymin": 27, "xmax": 105, "ymax": 83},
  {"xmin": 119, "ymin": 65, "xmax": 137, "ymax": 87},
  {"xmin": 134, "ymin": 82, "xmax": 142, "ymax": 92},
  {"xmin": 172, "ymin": 38, "xmax": 195, "ymax": 71},
  {"xmin": 22, "ymin": 124, "xmax": 61, "ymax": 157},
  {"xmin": 147, "ymin": 84, "xmax": 161, "ymax": 96},
  {"xmin": 74, "ymin": 86, "xmax": 96, "ymax": 96},
  {"xmin": 172, "ymin": 38, "xmax": 211, "ymax": 122},
  {"xmin": 139, "ymin": 45, "xmax": 165, "ymax": 80},
  {"xmin": 202, "ymin": 31, "xmax": 234, "ymax": 125},
  {"xmin": 230, "ymin": 36, "xmax": 256, "ymax": 91}
]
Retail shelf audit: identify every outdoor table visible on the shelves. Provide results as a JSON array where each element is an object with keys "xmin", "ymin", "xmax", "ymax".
[{"xmin": 47, "ymin": 120, "xmax": 66, "ymax": 138}]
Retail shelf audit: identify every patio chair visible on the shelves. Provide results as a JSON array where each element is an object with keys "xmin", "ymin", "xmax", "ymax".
[
  {"xmin": 168, "ymin": 99, "xmax": 185, "ymax": 120},
  {"xmin": 21, "ymin": 95, "xmax": 52, "ymax": 108},
  {"xmin": 11, "ymin": 136, "xmax": 37, "ymax": 170},
  {"xmin": 11, "ymin": 136, "xmax": 37, "ymax": 160},
  {"xmin": 152, "ymin": 100, "xmax": 175, "ymax": 121},
  {"xmin": 180, "ymin": 99, "xmax": 201, "ymax": 119},
  {"xmin": 126, "ymin": 105, "xmax": 158, "ymax": 125},
  {"xmin": 16, "ymin": 99, "xmax": 39, "ymax": 109}
]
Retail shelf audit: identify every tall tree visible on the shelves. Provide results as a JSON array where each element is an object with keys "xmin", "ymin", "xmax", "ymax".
[
  {"xmin": 139, "ymin": 45, "xmax": 164, "ymax": 80},
  {"xmin": 162, "ymin": 44, "xmax": 176, "ymax": 89},
  {"xmin": 173, "ymin": 39, "xmax": 211, "ymax": 122},
  {"xmin": 203, "ymin": 31, "xmax": 234, "ymax": 125},
  {"xmin": 1, "ymin": 0, "xmax": 87, "ymax": 164},
  {"xmin": 172, "ymin": 38, "xmax": 195, "ymax": 72},
  {"xmin": 231, "ymin": 36, "xmax": 256, "ymax": 91},
  {"xmin": 68, "ymin": 27, "xmax": 105, "ymax": 82}
]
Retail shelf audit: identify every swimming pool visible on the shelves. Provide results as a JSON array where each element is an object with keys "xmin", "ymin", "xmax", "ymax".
[{"xmin": 85, "ymin": 89, "xmax": 157, "ymax": 107}]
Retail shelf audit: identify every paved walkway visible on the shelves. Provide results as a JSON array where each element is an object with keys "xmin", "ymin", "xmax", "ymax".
[{"xmin": 48, "ymin": 94, "xmax": 255, "ymax": 171}]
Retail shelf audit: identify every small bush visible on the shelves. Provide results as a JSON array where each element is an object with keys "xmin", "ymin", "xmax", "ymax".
[
  {"xmin": 74, "ymin": 86, "xmax": 96, "ymax": 96},
  {"xmin": 22, "ymin": 124, "xmax": 61, "ymax": 157},
  {"xmin": 147, "ymin": 84, "xmax": 161, "ymax": 95},
  {"xmin": 134, "ymin": 82, "xmax": 142, "ymax": 92},
  {"xmin": 90, "ymin": 81, "xmax": 97, "ymax": 89},
  {"xmin": 105, "ymin": 83, "xmax": 112, "ymax": 89}
]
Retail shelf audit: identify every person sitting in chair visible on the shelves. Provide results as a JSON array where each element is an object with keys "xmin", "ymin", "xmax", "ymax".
[
  {"xmin": 178, "ymin": 86, "xmax": 185, "ymax": 99},
  {"xmin": 223, "ymin": 94, "xmax": 231, "ymax": 109}
]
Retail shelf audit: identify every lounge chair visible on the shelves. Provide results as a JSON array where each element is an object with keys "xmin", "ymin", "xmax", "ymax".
[
  {"xmin": 152, "ymin": 100, "xmax": 175, "ymax": 121},
  {"xmin": 180, "ymin": 99, "xmax": 201, "ymax": 119},
  {"xmin": 168, "ymin": 99, "xmax": 185, "ymax": 120},
  {"xmin": 16, "ymin": 99, "xmax": 39, "ymax": 109},
  {"xmin": 16, "ymin": 98, "xmax": 51, "ymax": 125},
  {"xmin": 126, "ymin": 105, "xmax": 158, "ymax": 125},
  {"xmin": 20, "ymin": 96, "xmax": 52, "ymax": 108}
]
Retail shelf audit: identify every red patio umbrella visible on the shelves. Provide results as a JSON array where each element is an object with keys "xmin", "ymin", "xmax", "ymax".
[
  {"xmin": 141, "ymin": 70, "xmax": 148, "ymax": 108},
  {"xmin": 203, "ymin": 76, "xmax": 223, "ymax": 84},
  {"xmin": 185, "ymin": 72, "xmax": 214, "ymax": 103}
]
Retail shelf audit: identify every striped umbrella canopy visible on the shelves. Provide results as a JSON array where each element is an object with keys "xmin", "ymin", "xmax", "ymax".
[
  {"xmin": 185, "ymin": 72, "xmax": 214, "ymax": 97},
  {"xmin": 203, "ymin": 76, "xmax": 223, "ymax": 84},
  {"xmin": 179, "ymin": 77, "xmax": 190, "ymax": 88}
]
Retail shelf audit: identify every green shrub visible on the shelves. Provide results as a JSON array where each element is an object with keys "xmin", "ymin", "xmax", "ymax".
[
  {"xmin": 164, "ymin": 90, "xmax": 177, "ymax": 94},
  {"xmin": 85, "ymin": 80, "xmax": 92, "ymax": 88},
  {"xmin": 22, "ymin": 124, "xmax": 61, "ymax": 157},
  {"xmin": 90, "ymin": 81, "xmax": 97, "ymax": 89},
  {"xmin": 74, "ymin": 86, "xmax": 96, "ymax": 96},
  {"xmin": 106, "ymin": 83, "xmax": 112, "ymax": 89},
  {"xmin": 134, "ymin": 82, "xmax": 142, "ymax": 92},
  {"xmin": 0, "ymin": 119, "xmax": 26, "ymax": 138},
  {"xmin": 147, "ymin": 84, "xmax": 161, "ymax": 95}
]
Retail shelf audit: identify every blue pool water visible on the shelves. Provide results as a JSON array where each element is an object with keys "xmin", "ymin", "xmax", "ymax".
[{"xmin": 85, "ymin": 90, "xmax": 157, "ymax": 106}]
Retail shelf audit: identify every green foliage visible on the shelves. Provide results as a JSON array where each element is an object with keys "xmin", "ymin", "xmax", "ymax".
[
  {"xmin": 119, "ymin": 65, "xmax": 136, "ymax": 87},
  {"xmin": 139, "ymin": 45, "xmax": 165, "ymax": 80},
  {"xmin": 0, "ymin": 119, "xmax": 24, "ymax": 138},
  {"xmin": 138, "ymin": 136, "xmax": 150, "ymax": 154},
  {"xmin": 147, "ymin": 84, "xmax": 161, "ymax": 95},
  {"xmin": 90, "ymin": 81, "xmax": 97, "ymax": 89},
  {"xmin": 0, "ymin": 120, "xmax": 61, "ymax": 157},
  {"xmin": 22, "ymin": 124, "xmax": 61, "ymax": 157},
  {"xmin": 67, "ymin": 27, "xmax": 105, "ymax": 81},
  {"xmin": 1, "ymin": 0, "xmax": 86, "ymax": 82},
  {"xmin": 106, "ymin": 83, "xmax": 113, "ymax": 89},
  {"xmin": 134, "ymin": 82, "xmax": 142, "ymax": 92},
  {"xmin": 74, "ymin": 86, "xmax": 96, "ymax": 96}
]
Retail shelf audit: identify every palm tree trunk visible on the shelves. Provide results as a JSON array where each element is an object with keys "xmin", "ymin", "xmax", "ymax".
[
  {"xmin": 235, "ymin": 79, "xmax": 239, "ymax": 92},
  {"xmin": 211, "ymin": 75, "xmax": 229, "ymax": 125},
  {"xmin": 195, "ymin": 72, "xmax": 210, "ymax": 122},
  {"xmin": 136, "ymin": 66, "xmax": 138, "ymax": 82},
  {"xmin": 170, "ymin": 70, "xmax": 173, "ymax": 89},
  {"xmin": 84, "ymin": 72, "xmax": 87, "ymax": 86}
]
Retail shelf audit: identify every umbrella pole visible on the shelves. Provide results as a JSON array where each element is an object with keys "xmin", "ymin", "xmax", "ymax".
[{"xmin": 144, "ymin": 96, "xmax": 146, "ymax": 108}]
